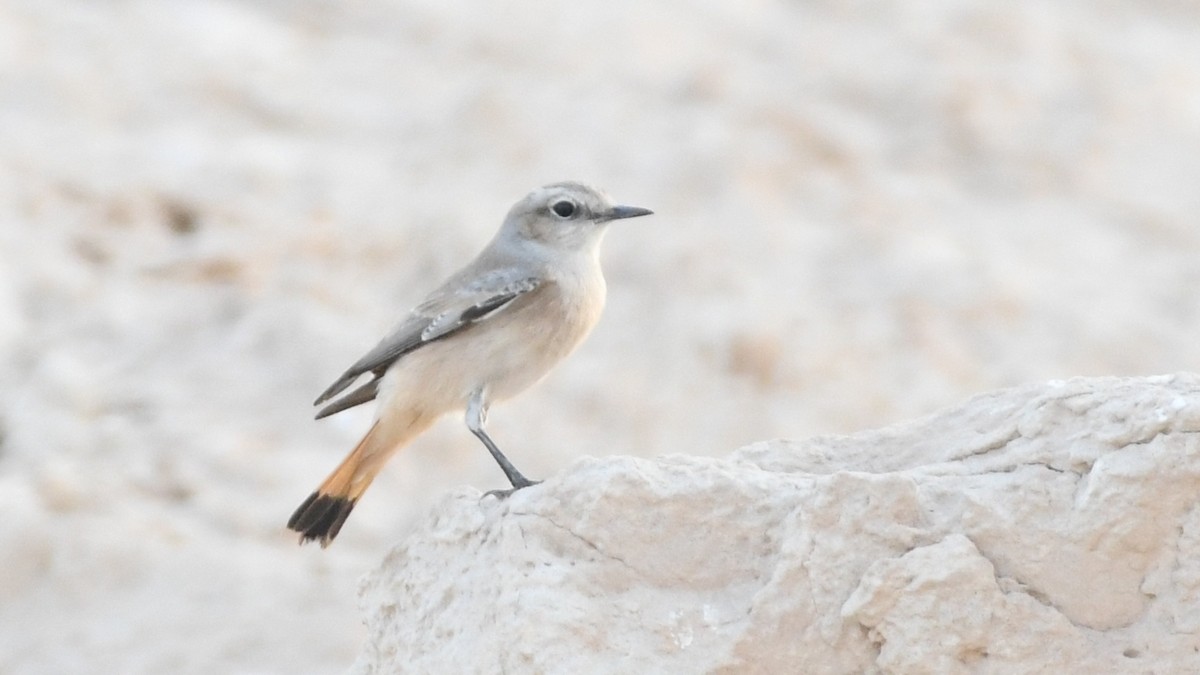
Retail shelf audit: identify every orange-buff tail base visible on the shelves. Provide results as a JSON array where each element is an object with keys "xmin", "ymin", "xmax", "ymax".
[{"xmin": 288, "ymin": 413, "xmax": 431, "ymax": 547}]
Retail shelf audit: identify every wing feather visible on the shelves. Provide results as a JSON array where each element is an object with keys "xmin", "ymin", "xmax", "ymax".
[{"xmin": 312, "ymin": 271, "xmax": 542, "ymax": 416}]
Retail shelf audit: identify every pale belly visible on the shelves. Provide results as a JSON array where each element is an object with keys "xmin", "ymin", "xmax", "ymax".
[{"xmin": 376, "ymin": 278, "xmax": 605, "ymax": 417}]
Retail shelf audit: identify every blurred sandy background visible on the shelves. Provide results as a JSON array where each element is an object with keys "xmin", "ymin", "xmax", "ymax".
[{"xmin": 1, "ymin": 0, "xmax": 1198, "ymax": 672}]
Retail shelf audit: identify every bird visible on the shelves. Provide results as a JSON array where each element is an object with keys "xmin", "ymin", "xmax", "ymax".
[{"xmin": 287, "ymin": 181, "xmax": 653, "ymax": 547}]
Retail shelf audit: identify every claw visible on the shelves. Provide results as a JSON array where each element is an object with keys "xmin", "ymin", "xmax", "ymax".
[{"xmin": 483, "ymin": 480, "xmax": 542, "ymax": 500}]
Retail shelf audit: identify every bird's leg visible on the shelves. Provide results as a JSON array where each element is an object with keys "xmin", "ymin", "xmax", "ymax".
[{"xmin": 466, "ymin": 389, "xmax": 540, "ymax": 496}]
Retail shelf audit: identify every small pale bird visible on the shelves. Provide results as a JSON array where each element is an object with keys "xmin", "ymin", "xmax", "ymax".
[{"xmin": 288, "ymin": 182, "xmax": 653, "ymax": 546}]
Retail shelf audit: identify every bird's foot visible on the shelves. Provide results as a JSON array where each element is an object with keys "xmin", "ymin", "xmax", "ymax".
[{"xmin": 483, "ymin": 479, "xmax": 542, "ymax": 500}]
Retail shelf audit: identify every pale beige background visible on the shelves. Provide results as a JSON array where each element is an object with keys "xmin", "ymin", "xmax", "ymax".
[{"xmin": 1, "ymin": 0, "xmax": 1198, "ymax": 672}]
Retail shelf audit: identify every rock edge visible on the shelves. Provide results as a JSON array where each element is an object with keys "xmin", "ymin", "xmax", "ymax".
[{"xmin": 353, "ymin": 374, "xmax": 1200, "ymax": 674}]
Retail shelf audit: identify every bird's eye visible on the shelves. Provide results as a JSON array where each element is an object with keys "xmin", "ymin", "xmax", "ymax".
[{"xmin": 551, "ymin": 200, "xmax": 576, "ymax": 218}]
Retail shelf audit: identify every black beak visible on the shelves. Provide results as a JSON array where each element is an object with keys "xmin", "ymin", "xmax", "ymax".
[{"xmin": 600, "ymin": 205, "xmax": 654, "ymax": 222}]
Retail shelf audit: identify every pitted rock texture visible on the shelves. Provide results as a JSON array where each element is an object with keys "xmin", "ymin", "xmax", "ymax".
[{"xmin": 354, "ymin": 375, "xmax": 1200, "ymax": 674}]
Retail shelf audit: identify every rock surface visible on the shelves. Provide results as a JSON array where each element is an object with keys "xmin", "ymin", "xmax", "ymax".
[
  {"xmin": 354, "ymin": 375, "xmax": 1200, "ymax": 674},
  {"xmin": 6, "ymin": 2, "xmax": 1200, "ymax": 670}
]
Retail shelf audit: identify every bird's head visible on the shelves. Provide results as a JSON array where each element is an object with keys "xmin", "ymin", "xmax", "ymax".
[{"xmin": 501, "ymin": 182, "xmax": 652, "ymax": 253}]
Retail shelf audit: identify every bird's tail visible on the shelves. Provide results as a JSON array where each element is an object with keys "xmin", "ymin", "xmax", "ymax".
[{"xmin": 288, "ymin": 412, "xmax": 434, "ymax": 547}]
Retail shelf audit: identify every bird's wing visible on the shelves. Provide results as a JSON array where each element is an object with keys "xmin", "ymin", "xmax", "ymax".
[{"xmin": 313, "ymin": 269, "xmax": 543, "ymax": 418}]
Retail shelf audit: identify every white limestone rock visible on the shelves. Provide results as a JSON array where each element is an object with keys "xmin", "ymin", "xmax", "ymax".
[{"xmin": 353, "ymin": 375, "xmax": 1200, "ymax": 673}]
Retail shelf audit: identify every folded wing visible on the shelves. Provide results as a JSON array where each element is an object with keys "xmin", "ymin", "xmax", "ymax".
[{"xmin": 313, "ymin": 270, "xmax": 542, "ymax": 419}]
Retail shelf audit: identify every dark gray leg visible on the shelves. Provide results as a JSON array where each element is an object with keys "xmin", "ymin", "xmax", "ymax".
[{"xmin": 466, "ymin": 389, "xmax": 538, "ymax": 492}]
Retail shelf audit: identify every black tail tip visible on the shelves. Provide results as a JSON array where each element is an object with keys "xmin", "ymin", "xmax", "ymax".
[{"xmin": 287, "ymin": 491, "xmax": 357, "ymax": 548}]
